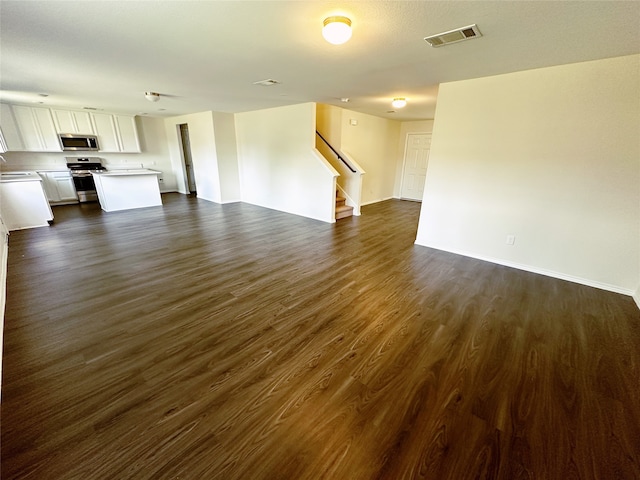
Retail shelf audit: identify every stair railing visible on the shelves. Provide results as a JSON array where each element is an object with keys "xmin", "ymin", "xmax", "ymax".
[{"xmin": 315, "ymin": 131, "xmax": 356, "ymax": 173}]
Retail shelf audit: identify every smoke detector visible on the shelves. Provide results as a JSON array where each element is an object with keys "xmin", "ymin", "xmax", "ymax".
[
  {"xmin": 424, "ymin": 24, "xmax": 482, "ymax": 47},
  {"xmin": 145, "ymin": 91, "xmax": 160, "ymax": 102}
]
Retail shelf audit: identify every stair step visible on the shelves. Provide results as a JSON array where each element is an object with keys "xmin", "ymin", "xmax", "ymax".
[
  {"xmin": 335, "ymin": 204, "xmax": 354, "ymax": 220},
  {"xmin": 336, "ymin": 196, "xmax": 346, "ymax": 207}
]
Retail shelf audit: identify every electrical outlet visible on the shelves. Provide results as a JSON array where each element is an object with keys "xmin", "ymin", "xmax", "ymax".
[{"xmin": 506, "ymin": 235, "xmax": 515, "ymax": 245}]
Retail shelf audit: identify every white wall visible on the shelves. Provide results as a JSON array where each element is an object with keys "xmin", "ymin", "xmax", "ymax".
[
  {"xmin": 341, "ymin": 111, "xmax": 400, "ymax": 205},
  {"xmin": 0, "ymin": 218, "xmax": 7, "ymax": 396},
  {"xmin": 316, "ymin": 104, "xmax": 365, "ymax": 214},
  {"xmin": 212, "ymin": 112, "xmax": 241, "ymax": 203},
  {"xmin": 316, "ymin": 104, "xmax": 342, "ymax": 148},
  {"xmin": 393, "ymin": 120, "xmax": 434, "ymax": 197},
  {"xmin": 1, "ymin": 116, "xmax": 175, "ymax": 191},
  {"xmin": 164, "ymin": 111, "xmax": 241, "ymax": 204},
  {"xmin": 235, "ymin": 103, "xmax": 338, "ymax": 223},
  {"xmin": 316, "ymin": 104, "xmax": 401, "ymax": 206},
  {"xmin": 416, "ymin": 54, "xmax": 640, "ymax": 295}
]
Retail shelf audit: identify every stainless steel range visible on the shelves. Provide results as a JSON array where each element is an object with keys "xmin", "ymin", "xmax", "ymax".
[{"xmin": 66, "ymin": 157, "xmax": 107, "ymax": 202}]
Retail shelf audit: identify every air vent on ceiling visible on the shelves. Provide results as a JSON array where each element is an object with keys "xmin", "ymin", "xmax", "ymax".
[
  {"xmin": 253, "ymin": 79, "xmax": 280, "ymax": 86},
  {"xmin": 424, "ymin": 24, "xmax": 482, "ymax": 48}
]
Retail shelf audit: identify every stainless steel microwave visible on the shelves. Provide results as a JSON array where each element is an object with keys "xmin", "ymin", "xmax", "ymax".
[{"xmin": 58, "ymin": 134, "xmax": 100, "ymax": 151}]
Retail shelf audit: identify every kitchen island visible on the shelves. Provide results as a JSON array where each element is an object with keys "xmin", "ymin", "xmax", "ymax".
[
  {"xmin": 0, "ymin": 171, "xmax": 54, "ymax": 230},
  {"xmin": 92, "ymin": 169, "xmax": 162, "ymax": 212}
]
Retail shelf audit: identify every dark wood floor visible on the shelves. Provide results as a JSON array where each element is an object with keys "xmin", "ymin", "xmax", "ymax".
[{"xmin": 2, "ymin": 194, "xmax": 639, "ymax": 479}]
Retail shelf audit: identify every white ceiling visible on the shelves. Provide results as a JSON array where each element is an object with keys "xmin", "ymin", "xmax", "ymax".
[{"xmin": 1, "ymin": 1, "xmax": 639, "ymax": 121}]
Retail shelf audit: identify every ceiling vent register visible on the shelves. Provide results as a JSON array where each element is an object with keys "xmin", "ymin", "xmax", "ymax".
[{"xmin": 424, "ymin": 24, "xmax": 482, "ymax": 47}]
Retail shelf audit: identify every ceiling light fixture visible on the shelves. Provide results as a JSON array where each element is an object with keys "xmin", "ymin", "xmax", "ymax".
[
  {"xmin": 391, "ymin": 98, "xmax": 407, "ymax": 108},
  {"xmin": 253, "ymin": 79, "xmax": 280, "ymax": 86},
  {"xmin": 145, "ymin": 91, "xmax": 160, "ymax": 102},
  {"xmin": 322, "ymin": 16, "xmax": 352, "ymax": 45}
]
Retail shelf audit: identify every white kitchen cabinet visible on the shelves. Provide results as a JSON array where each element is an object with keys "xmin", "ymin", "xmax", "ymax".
[
  {"xmin": 38, "ymin": 171, "xmax": 78, "ymax": 204},
  {"xmin": 91, "ymin": 113, "xmax": 120, "ymax": 152},
  {"xmin": 0, "ymin": 103, "xmax": 25, "ymax": 152},
  {"xmin": 0, "ymin": 173, "xmax": 54, "ymax": 230},
  {"xmin": 0, "ymin": 104, "xmax": 141, "ymax": 153},
  {"xmin": 52, "ymin": 109, "xmax": 94, "ymax": 134},
  {"xmin": 91, "ymin": 113, "xmax": 140, "ymax": 153},
  {"xmin": 92, "ymin": 169, "xmax": 162, "ymax": 212},
  {"xmin": 114, "ymin": 115, "xmax": 141, "ymax": 152},
  {"xmin": 11, "ymin": 105, "xmax": 61, "ymax": 152},
  {"xmin": 53, "ymin": 173, "xmax": 78, "ymax": 201}
]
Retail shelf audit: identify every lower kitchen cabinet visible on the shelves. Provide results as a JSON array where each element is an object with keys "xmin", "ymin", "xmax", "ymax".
[
  {"xmin": 0, "ymin": 174, "xmax": 54, "ymax": 230},
  {"xmin": 38, "ymin": 171, "xmax": 78, "ymax": 204}
]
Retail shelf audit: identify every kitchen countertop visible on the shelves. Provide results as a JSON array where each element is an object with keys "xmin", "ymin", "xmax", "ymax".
[
  {"xmin": 0, "ymin": 171, "xmax": 43, "ymax": 183},
  {"xmin": 92, "ymin": 169, "xmax": 162, "ymax": 176}
]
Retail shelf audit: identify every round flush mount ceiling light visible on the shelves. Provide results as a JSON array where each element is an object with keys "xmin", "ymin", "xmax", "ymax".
[
  {"xmin": 145, "ymin": 91, "xmax": 160, "ymax": 102},
  {"xmin": 391, "ymin": 98, "xmax": 407, "ymax": 108},
  {"xmin": 322, "ymin": 16, "xmax": 352, "ymax": 45}
]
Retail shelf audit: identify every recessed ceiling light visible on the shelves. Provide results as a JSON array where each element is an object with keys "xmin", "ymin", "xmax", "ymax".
[
  {"xmin": 341, "ymin": 98, "xmax": 350, "ymax": 103},
  {"xmin": 391, "ymin": 98, "xmax": 407, "ymax": 108}
]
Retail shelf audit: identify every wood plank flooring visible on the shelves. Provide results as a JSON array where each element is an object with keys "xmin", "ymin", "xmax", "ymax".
[{"xmin": 2, "ymin": 194, "xmax": 639, "ymax": 479}]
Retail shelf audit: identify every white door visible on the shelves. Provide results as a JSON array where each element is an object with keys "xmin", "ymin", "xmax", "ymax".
[{"xmin": 400, "ymin": 133, "xmax": 431, "ymax": 201}]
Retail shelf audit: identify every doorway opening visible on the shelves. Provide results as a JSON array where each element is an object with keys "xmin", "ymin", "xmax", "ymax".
[{"xmin": 179, "ymin": 124, "xmax": 197, "ymax": 195}]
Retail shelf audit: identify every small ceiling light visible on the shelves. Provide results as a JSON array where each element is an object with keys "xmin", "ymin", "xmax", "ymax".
[
  {"xmin": 253, "ymin": 79, "xmax": 280, "ymax": 86},
  {"xmin": 392, "ymin": 98, "xmax": 407, "ymax": 108},
  {"xmin": 145, "ymin": 92, "xmax": 160, "ymax": 102},
  {"xmin": 322, "ymin": 16, "xmax": 352, "ymax": 45}
]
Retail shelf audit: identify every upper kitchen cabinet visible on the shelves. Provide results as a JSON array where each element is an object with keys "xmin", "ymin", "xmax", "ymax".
[
  {"xmin": 0, "ymin": 104, "xmax": 141, "ymax": 153},
  {"xmin": 52, "ymin": 109, "xmax": 94, "ymax": 134},
  {"xmin": 90, "ymin": 113, "xmax": 141, "ymax": 153},
  {"xmin": 10, "ymin": 105, "xmax": 62, "ymax": 152},
  {"xmin": 114, "ymin": 115, "xmax": 141, "ymax": 152},
  {"xmin": 0, "ymin": 103, "xmax": 24, "ymax": 152}
]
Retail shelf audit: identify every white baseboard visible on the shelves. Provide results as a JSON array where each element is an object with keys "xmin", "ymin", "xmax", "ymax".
[
  {"xmin": 361, "ymin": 196, "xmax": 394, "ymax": 207},
  {"xmin": 414, "ymin": 240, "xmax": 635, "ymax": 297},
  {"xmin": 634, "ymin": 287, "xmax": 640, "ymax": 310}
]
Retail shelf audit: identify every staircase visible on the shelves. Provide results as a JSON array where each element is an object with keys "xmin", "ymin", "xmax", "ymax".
[{"xmin": 335, "ymin": 190, "xmax": 354, "ymax": 220}]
